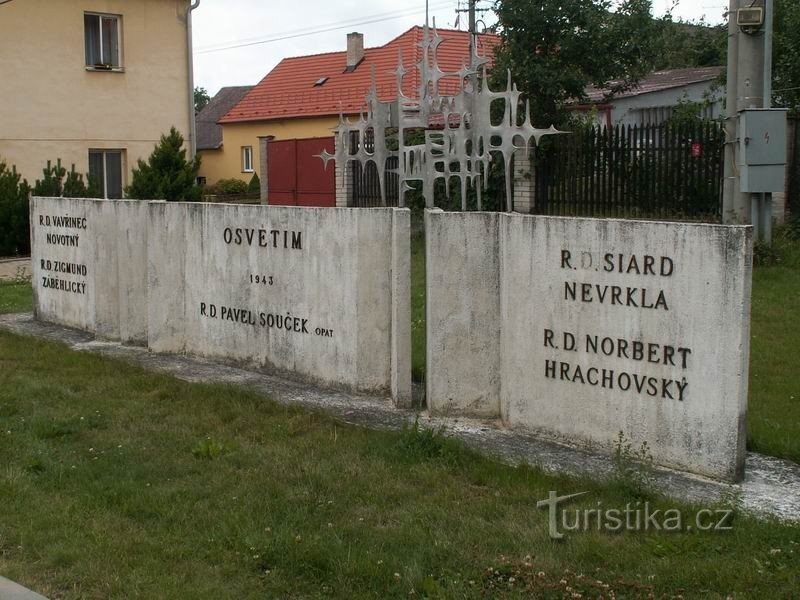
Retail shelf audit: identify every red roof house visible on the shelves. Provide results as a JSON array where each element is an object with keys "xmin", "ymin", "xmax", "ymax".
[
  {"xmin": 199, "ymin": 26, "xmax": 500, "ymax": 206},
  {"xmin": 221, "ymin": 26, "xmax": 501, "ymax": 124}
]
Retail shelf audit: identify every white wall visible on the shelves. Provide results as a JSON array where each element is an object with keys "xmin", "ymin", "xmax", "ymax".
[
  {"xmin": 147, "ymin": 203, "xmax": 410, "ymax": 399},
  {"xmin": 610, "ymin": 81, "xmax": 724, "ymax": 127},
  {"xmin": 426, "ymin": 210, "xmax": 752, "ymax": 482},
  {"xmin": 30, "ymin": 197, "xmax": 148, "ymax": 342},
  {"xmin": 30, "ymin": 198, "xmax": 411, "ymax": 403}
]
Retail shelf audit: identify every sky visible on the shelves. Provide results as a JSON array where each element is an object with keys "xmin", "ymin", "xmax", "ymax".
[{"xmin": 192, "ymin": 0, "xmax": 730, "ymax": 97}]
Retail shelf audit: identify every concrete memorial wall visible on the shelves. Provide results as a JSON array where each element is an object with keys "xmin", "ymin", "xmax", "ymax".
[
  {"xmin": 30, "ymin": 198, "xmax": 411, "ymax": 404},
  {"xmin": 147, "ymin": 203, "xmax": 410, "ymax": 400},
  {"xmin": 30, "ymin": 197, "xmax": 148, "ymax": 343},
  {"xmin": 426, "ymin": 210, "xmax": 752, "ymax": 481}
]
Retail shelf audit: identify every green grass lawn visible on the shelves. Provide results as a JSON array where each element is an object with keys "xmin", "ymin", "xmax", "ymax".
[
  {"xmin": 411, "ymin": 233, "xmax": 426, "ymax": 384},
  {"xmin": 747, "ymin": 233, "xmax": 800, "ymax": 462},
  {"xmin": 0, "ymin": 330, "xmax": 798, "ymax": 599},
  {"xmin": 0, "ymin": 281, "xmax": 32, "ymax": 315}
]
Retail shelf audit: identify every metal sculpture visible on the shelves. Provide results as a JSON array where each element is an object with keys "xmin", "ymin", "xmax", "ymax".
[{"xmin": 319, "ymin": 21, "xmax": 564, "ymax": 211}]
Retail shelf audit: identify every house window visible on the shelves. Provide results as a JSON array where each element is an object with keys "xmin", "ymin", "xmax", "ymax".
[
  {"xmin": 85, "ymin": 13, "xmax": 121, "ymax": 69},
  {"xmin": 89, "ymin": 150, "xmax": 124, "ymax": 199},
  {"xmin": 242, "ymin": 146, "xmax": 254, "ymax": 172}
]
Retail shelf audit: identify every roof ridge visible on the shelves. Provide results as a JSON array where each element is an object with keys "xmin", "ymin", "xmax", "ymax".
[{"xmin": 219, "ymin": 26, "xmax": 502, "ymax": 124}]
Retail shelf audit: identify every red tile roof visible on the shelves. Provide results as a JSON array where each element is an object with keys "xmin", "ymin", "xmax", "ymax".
[{"xmin": 219, "ymin": 26, "xmax": 501, "ymax": 124}]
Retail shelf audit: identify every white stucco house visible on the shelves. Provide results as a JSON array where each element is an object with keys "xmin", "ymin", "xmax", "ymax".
[{"xmin": 580, "ymin": 66, "xmax": 724, "ymax": 128}]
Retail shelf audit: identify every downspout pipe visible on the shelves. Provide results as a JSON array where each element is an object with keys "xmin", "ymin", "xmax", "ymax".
[{"xmin": 186, "ymin": 0, "xmax": 200, "ymax": 158}]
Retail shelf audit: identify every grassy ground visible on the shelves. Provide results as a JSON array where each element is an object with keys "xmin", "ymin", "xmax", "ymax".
[
  {"xmin": 0, "ymin": 330, "xmax": 798, "ymax": 599},
  {"xmin": 0, "ymin": 281, "xmax": 32, "ymax": 315},
  {"xmin": 411, "ymin": 233, "xmax": 426, "ymax": 384},
  {"xmin": 747, "ymin": 232, "xmax": 800, "ymax": 462}
]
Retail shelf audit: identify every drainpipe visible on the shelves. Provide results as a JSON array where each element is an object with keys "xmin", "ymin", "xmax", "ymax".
[{"xmin": 186, "ymin": 0, "xmax": 200, "ymax": 158}]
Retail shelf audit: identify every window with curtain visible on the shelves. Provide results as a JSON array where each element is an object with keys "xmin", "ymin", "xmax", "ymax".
[
  {"xmin": 89, "ymin": 150, "xmax": 124, "ymax": 199},
  {"xmin": 84, "ymin": 13, "xmax": 121, "ymax": 69}
]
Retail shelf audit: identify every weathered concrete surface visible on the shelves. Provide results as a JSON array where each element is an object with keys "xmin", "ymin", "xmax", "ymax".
[
  {"xmin": 391, "ymin": 209, "xmax": 412, "ymax": 407},
  {"xmin": 427, "ymin": 210, "xmax": 752, "ymax": 482},
  {"xmin": 30, "ymin": 198, "xmax": 410, "ymax": 404},
  {"xmin": 147, "ymin": 203, "xmax": 410, "ymax": 399},
  {"xmin": 0, "ymin": 576, "xmax": 48, "ymax": 600},
  {"xmin": 2, "ymin": 312, "xmax": 797, "ymax": 523},
  {"xmin": 0, "ymin": 258, "xmax": 30, "ymax": 282},
  {"xmin": 30, "ymin": 198, "xmax": 148, "ymax": 344},
  {"xmin": 426, "ymin": 210, "xmax": 501, "ymax": 417}
]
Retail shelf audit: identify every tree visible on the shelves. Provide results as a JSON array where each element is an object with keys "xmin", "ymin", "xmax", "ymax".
[
  {"xmin": 0, "ymin": 162, "xmax": 31, "ymax": 256},
  {"xmin": 491, "ymin": 0, "xmax": 660, "ymax": 127},
  {"xmin": 33, "ymin": 159, "xmax": 100, "ymax": 198},
  {"xmin": 651, "ymin": 18, "xmax": 726, "ymax": 71},
  {"xmin": 126, "ymin": 127, "xmax": 202, "ymax": 201},
  {"xmin": 194, "ymin": 86, "xmax": 211, "ymax": 114},
  {"xmin": 248, "ymin": 172, "xmax": 261, "ymax": 194},
  {"xmin": 773, "ymin": 0, "xmax": 800, "ymax": 111}
]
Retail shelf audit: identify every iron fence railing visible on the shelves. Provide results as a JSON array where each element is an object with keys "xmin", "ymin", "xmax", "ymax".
[{"xmin": 533, "ymin": 122, "xmax": 725, "ymax": 221}]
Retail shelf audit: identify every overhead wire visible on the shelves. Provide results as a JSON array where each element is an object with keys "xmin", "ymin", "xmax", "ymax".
[{"xmin": 195, "ymin": 1, "xmax": 457, "ymax": 55}]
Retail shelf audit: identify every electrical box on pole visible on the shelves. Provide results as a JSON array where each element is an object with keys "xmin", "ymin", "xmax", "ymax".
[{"xmin": 738, "ymin": 108, "xmax": 788, "ymax": 193}]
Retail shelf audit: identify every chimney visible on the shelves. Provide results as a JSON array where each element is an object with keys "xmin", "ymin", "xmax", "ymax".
[{"xmin": 346, "ymin": 32, "xmax": 364, "ymax": 71}]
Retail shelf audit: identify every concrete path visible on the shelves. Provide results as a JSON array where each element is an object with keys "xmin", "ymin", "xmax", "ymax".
[
  {"xmin": 1, "ymin": 312, "xmax": 799, "ymax": 523},
  {"xmin": 0, "ymin": 258, "xmax": 30, "ymax": 282},
  {"xmin": 0, "ymin": 576, "xmax": 48, "ymax": 600}
]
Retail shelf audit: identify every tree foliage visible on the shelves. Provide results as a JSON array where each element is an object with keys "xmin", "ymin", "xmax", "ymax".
[
  {"xmin": 0, "ymin": 162, "xmax": 31, "ymax": 256},
  {"xmin": 651, "ymin": 18, "xmax": 726, "ymax": 71},
  {"xmin": 248, "ymin": 172, "xmax": 261, "ymax": 194},
  {"xmin": 774, "ymin": 0, "xmax": 800, "ymax": 111},
  {"xmin": 194, "ymin": 86, "xmax": 210, "ymax": 114},
  {"xmin": 33, "ymin": 159, "xmax": 100, "ymax": 199},
  {"xmin": 126, "ymin": 128, "xmax": 202, "ymax": 201},
  {"xmin": 491, "ymin": 0, "xmax": 660, "ymax": 127}
]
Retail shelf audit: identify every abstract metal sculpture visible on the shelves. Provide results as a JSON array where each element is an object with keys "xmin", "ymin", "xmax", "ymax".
[{"xmin": 319, "ymin": 21, "xmax": 564, "ymax": 211}]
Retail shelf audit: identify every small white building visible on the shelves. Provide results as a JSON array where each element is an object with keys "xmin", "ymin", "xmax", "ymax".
[{"xmin": 581, "ymin": 67, "xmax": 724, "ymax": 128}]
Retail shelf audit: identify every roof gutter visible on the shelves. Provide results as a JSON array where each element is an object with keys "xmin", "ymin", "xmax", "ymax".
[{"xmin": 186, "ymin": 0, "xmax": 200, "ymax": 158}]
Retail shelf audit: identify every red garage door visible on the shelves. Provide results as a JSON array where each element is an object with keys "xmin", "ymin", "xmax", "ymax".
[{"xmin": 268, "ymin": 137, "xmax": 335, "ymax": 207}]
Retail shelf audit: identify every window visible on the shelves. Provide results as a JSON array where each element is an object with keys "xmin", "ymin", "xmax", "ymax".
[
  {"xmin": 89, "ymin": 150, "xmax": 124, "ymax": 199},
  {"xmin": 242, "ymin": 146, "xmax": 254, "ymax": 172},
  {"xmin": 85, "ymin": 13, "xmax": 121, "ymax": 69}
]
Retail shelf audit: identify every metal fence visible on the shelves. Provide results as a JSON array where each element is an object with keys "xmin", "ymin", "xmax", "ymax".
[
  {"xmin": 533, "ymin": 122, "xmax": 725, "ymax": 221},
  {"xmin": 350, "ymin": 131, "xmax": 400, "ymax": 207},
  {"xmin": 351, "ymin": 158, "xmax": 400, "ymax": 207}
]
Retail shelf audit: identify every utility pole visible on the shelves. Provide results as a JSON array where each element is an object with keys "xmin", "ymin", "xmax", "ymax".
[
  {"xmin": 468, "ymin": 0, "xmax": 476, "ymax": 55},
  {"xmin": 722, "ymin": 0, "xmax": 739, "ymax": 224},
  {"xmin": 722, "ymin": 0, "xmax": 782, "ymax": 244}
]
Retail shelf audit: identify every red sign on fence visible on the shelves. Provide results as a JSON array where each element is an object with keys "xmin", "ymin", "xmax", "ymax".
[{"xmin": 691, "ymin": 142, "xmax": 702, "ymax": 157}]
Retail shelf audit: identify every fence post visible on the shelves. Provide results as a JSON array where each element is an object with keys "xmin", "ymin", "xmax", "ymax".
[
  {"xmin": 257, "ymin": 135, "xmax": 273, "ymax": 205},
  {"xmin": 512, "ymin": 148, "xmax": 534, "ymax": 214},
  {"xmin": 335, "ymin": 135, "xmax": 352, "ymax": 208}
]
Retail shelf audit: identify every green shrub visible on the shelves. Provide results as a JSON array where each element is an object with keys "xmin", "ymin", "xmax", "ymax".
[
  {"xmin": 248, "ymin": 172, "xmax": 261, "ymax": 193},
  {"xmin": 0, "ymin": 162, "xmax": 31, "ymax": 256},
  {"xmin": 126, "ymin": 127, "xmax": 202, "ymax": 201},
  {"xmin": 33, "ymin": 159, "xmax": 100, "ymax": 199},
  {"xmin": 215, "ymin": 178, "xmax": 249, "ymax": 195}
]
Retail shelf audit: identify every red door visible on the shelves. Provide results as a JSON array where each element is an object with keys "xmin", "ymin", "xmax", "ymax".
[{"xmin": 267, "ymin": 137, "xmax": 335, "ymax": 207}]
